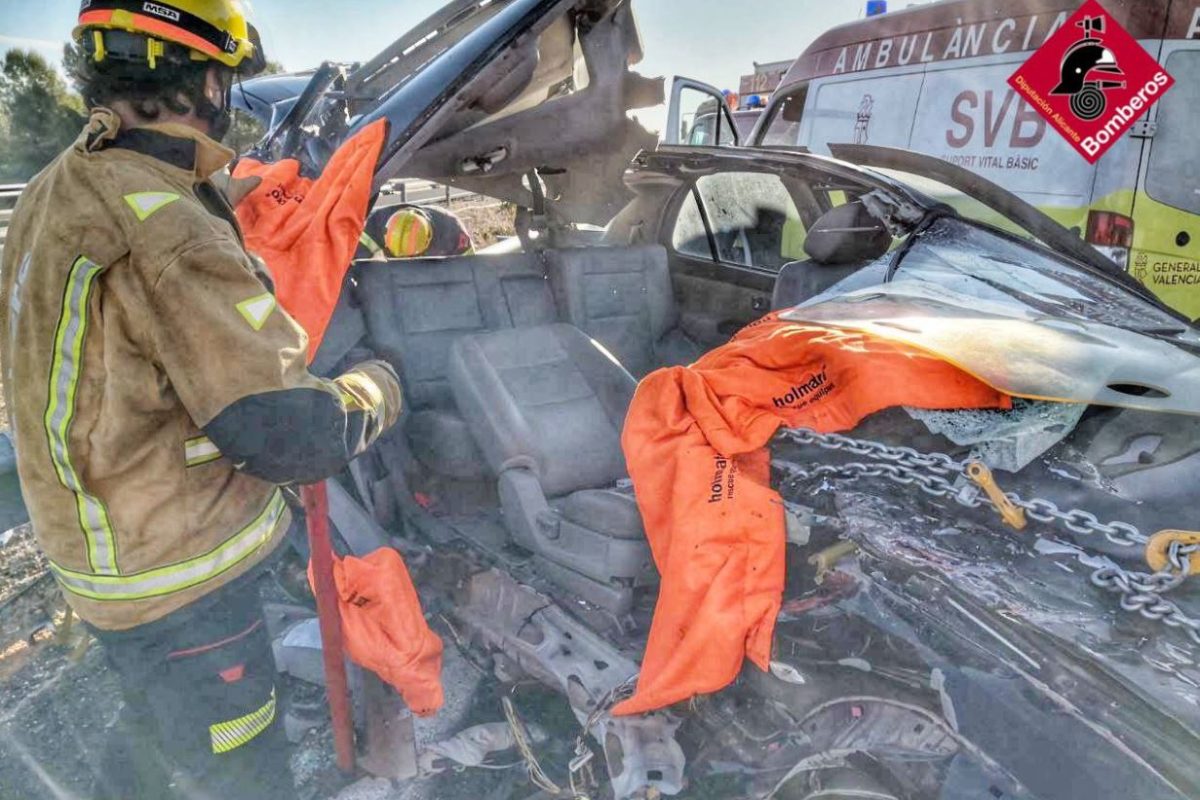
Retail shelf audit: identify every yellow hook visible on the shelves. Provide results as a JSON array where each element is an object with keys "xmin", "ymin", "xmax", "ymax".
[{"xmin": 966, "ymin": 462, "xmax": 1027, "ymax": 531}]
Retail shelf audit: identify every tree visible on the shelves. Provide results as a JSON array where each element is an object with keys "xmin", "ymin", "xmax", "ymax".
[
  {"xmin": 0, "ymin": 50, "xmax": 85, "ymax": 181},
  {"xmin": 61, "ymin": 41, "xmax": 88, "ymax": 90}
]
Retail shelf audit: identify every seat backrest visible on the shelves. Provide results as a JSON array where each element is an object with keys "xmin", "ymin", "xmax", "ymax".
[
  {"xmin": 771, "ymin": 259, "xmax": 865, "ymax": 311},
  {"xmin": 545, "ymin": 245, "xmax": 679, "ymax": 378},
  {"xmin": 802, "ymin": 200, "xmax": 892, "ymax": 266},
  {"xmin": 448, "ymin": 324, "xmax": 636, "ymax": 497},
  {"xmin": 356, "ymin": 253, "xmax": 557, "ymax": 409}
]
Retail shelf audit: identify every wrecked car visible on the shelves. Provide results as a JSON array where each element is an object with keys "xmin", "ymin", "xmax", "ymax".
[{"xmin": 219, "ymin": 1, "xmax": 1200, "ymax": 798}]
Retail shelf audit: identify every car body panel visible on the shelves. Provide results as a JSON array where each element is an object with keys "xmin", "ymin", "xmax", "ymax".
[{"xmin": 233, "ymin": 0, "xmax": 662, "ymax": 224}]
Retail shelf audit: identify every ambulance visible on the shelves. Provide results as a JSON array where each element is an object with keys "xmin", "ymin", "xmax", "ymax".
[{"xmin": 751, "ymin": 0, "xmax": 1200, "ymax": 317}]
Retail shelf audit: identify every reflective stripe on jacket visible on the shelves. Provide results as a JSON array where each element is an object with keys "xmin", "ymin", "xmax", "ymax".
[{"xmin": 0, "ymin": 109, "xmax": 400, "ymax": 630}]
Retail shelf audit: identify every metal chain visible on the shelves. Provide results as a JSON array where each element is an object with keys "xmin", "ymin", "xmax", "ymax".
[
  {"xmin": 774, "ymin": 428, "xmax": 1197, "ymax": 646},
  {"xmin": 780, "ymin": 429, "xmax": 963, "ymax": 475},
  {"xmin": 1092, "ymin": 542, "xmax": 1200, "ymax": 645},
  {"xmin": 1012, "ymin": 497, "xmax": 1146, "ymax": 548},
  {"xmin": 776, "ymin": 428, "xmax": 1147, "ymax": 546},
  {"xmin": 773, "ymin": 459, "xmax": 971, "ymax": 505}
]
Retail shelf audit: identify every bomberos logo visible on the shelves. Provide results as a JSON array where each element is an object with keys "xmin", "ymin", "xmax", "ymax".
[{"xmin": 1008, "ymin": 0, "xmax": 1173, "ymax": 163}]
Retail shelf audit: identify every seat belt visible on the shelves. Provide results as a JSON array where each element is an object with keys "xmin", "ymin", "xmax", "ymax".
[{"xmin": 515, "ymin": 169, "xmax": 551, "ymax": 252}]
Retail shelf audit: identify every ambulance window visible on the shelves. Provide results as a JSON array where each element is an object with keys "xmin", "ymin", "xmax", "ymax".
[
  {"xmin": 1146, "ymin": 51, "xmax": 1200, "ymax": 215},
  {"xmin": 673, "ymin": 172, "xmax": 806, "ymax": 271},
  {"xmin": 678, "ymin": 88, "xmax": 725, "ymax": 146},
  {"xmin": 761, "ymin": 85, "xmax": 808, "ymax": 147}
]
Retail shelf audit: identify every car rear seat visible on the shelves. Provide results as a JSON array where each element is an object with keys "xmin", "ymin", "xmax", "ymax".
[
  {"xmin": 356, "ymin": 253, "xmax": 557, "ymax": 479},
  {"xmin": 356, "ymin": 245, "xmax": 705, "ymax": 479},
  {"xmin": 448, "ymin": 323, "xmax": 655, "ymax": 614},
  {"xmin": 545, "ymin": 245, "xmax": 703, "ymax": 378},
  {"xmin": 354, "ymin": 248, "xmax": 700, "ymax": 611}
]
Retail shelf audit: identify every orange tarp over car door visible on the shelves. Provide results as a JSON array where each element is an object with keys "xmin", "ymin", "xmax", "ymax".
[
  {"xmin": 232, "ymin": 119, "xmax": 388, "ymax": 361},
  {"xmin": 612, "ymin": 312, "xmax": 1011, "ymax": 716}
]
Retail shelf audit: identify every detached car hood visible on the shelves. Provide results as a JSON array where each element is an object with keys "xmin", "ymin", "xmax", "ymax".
[{"xmin": 233, "ymin": 0, "xmax": 663, "ymax": 225}]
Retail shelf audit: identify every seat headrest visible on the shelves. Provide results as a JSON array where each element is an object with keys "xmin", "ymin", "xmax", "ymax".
[{"xmin": 803, "ymin": 200, "xmax": 892, "ymax": 265}]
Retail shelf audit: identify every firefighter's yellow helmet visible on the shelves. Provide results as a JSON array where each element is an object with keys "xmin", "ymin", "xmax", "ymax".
[
  {"xmin": 384, "ymin": 208, "xmax": 436, "ymax": 259},
  {"xmin": 74, "ymin": 0, "xmax": 266, "ymax": 74}
]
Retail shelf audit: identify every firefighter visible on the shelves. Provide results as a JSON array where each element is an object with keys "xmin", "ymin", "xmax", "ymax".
[
  {"xmin": 0, "ymin": 2, "xmax": 402, "ymax": 797},
  {"xmin": 357, "ymin": 203, "xmax": 477, "ymax": 261}
]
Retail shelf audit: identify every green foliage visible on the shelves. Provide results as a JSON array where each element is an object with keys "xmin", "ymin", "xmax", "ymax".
[
  {"xmin": 61, "ymin": 41, "xmax": 88, "ymax": 95},
  {"xmin": 0, "ymin": 50, "xmax": 86, "ymax": 182}
]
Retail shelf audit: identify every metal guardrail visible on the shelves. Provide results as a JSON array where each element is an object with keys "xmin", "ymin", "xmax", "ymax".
[
  {"xmin": 378, "ymin": 179, "xmax": 474, "ymax": 206},
  {"xmin": 0, "ymin": 183, "xmax": 23, "ymax": 248},
  {"xmin": 0, "ymin": 185, "xmax": 28, "ymax": 532},
  {"xmin": 0, "ymin": 433, "xmax": 28, "ymax": 534}
]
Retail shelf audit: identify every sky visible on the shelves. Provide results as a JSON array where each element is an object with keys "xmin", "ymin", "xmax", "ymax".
[{"xmin": 0, "ymin": 0, "xmax": 871, "ymax": 132}]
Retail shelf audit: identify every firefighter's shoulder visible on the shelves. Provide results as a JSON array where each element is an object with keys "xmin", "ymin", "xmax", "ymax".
[{"xmin": 84, "ymin": 154, "xmax": 246, "ymax": 281}]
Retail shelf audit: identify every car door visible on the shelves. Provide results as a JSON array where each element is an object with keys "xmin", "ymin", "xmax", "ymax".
[
  {"xmin": 657, "ymin": 156, "xmax": 828, "ymax": 346},
  {"xmin": 664, "ymin": 77, "xmax": 740, "ymax": 147}
]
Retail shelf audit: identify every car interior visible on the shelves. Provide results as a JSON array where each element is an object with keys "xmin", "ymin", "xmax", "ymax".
[
  {"xmin": 315, "ymin": 243, "xmax": 708, "ymax": 614},
  {"xmin": 312, "ymin": 174, "xmax": 892, "ymax": 617}
]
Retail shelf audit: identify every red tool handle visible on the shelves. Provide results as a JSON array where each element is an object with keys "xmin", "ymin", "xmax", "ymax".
[{"xmin": 302, "ymin": 481, "xmax": 356, "ymax": 773}]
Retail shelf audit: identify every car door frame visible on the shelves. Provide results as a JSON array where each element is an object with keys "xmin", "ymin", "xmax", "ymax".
[
  {"xmin": 664, "ymin": 77, "xmax": 741, "ymax": 147},
  {"xmin": 637, "ymin": 147, "xmax": 837, "ymax": 342}
]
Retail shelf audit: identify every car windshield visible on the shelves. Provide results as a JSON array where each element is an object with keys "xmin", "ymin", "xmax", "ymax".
[
  {"xmin": 870, "ymin": 167, "xmax": 1024, "ymax": 235},
  {"xmin": 835, "ymin": 163, "xmax": 1190, "ymax": 331},
  {"xmin": 892, "ymin": 215, "xmax": 1195, "ymax": 337}
]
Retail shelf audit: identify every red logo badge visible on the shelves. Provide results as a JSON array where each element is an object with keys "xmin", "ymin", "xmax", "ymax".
[{"xmin": 1008, "ymin": 0, "xmax": 1173, "ymax": 163}]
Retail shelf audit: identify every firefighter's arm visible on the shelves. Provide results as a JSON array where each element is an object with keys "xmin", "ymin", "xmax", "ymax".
[{"xmin": 147, "ymin": 235, "xmax": 402, "ymax": 484}]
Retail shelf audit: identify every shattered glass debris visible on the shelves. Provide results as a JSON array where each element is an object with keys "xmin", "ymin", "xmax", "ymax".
[{"xmin": 906, "ymin": 398, "xmax": 1087, "ymax": 473}]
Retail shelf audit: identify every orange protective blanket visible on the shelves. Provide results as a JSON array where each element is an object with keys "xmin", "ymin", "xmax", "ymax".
[
  {"xmin": 309, "ymin": 547, "xmax": 444, "ymax": 716},
  {"xmin": 233, "ymin": 119, "xmax": 387, "ymax": 360},
  {"xmin": 612, "ymin": 313, "xmax": 1011, "ymax": 716}
]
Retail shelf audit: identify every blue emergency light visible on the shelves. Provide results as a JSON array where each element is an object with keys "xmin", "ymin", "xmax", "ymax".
[{"xmin": 866, "ymin": 0, "xmax": 887, "ymax": 16}]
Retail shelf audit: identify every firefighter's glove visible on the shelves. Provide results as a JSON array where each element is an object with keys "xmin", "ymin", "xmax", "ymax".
[
  {"xmin": 333, "ymin": 360, "xmax": 403, "ymax": 447},
  {"xmin": 211, "ymin": 170, "xmax": 263, "ymax": 209}
]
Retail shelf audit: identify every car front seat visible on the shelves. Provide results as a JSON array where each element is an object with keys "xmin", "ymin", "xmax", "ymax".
[
  {"xmin": 771, "ymin": 199, "xmax": 893, "ymax": 310},
  {"xmin": 448, "ymin": 323, "xmax": 655, "ymax": 614}
]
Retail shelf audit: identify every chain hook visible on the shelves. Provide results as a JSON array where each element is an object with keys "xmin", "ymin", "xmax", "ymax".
[{"xmin": 1145, "ymin": 530, "xmax": 1200, "ymax": 577}]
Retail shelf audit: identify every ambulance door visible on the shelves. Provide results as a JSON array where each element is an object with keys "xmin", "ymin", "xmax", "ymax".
[
  {"xmin": 1130, "ymin": 44, "xmax": 1200, "ymax": 319},
  {"xmin": 798, "ymin": 67, "xmax": 926, "ymax": 156},
  {"xmin": 665, "ymin": 77, "xmax": 740, "ymax": 147}
]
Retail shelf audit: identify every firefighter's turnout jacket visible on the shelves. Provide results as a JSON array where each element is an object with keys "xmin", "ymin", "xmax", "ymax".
[{"xmin": 0, "ymin": 109, "xmax": 401, "ymax": 630}]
